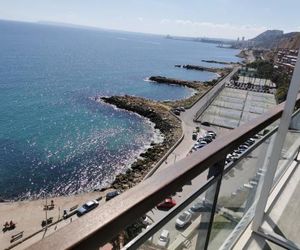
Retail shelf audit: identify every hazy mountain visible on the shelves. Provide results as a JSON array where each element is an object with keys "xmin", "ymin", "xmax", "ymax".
[{"xmin": 250, "ymin": 30, "xmax": 300, "ymax": 50}]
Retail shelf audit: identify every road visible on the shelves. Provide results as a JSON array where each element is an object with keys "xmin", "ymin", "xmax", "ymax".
[
  {"xmin": 144, "ymin": 67, "xmax": 242, "ymax": 247},
  {"xmin": 155, "ymin": 66, "xmax": 240, "ymax": 173}
]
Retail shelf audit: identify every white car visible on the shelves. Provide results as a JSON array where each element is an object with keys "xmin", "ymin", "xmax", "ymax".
[
  {"xmin": 157, "ymin": 229, "xmax": 169, "ymax": 248},
  {"xmin": 175, "ymin": 211, "xmax": 192, "ymax": 228}
]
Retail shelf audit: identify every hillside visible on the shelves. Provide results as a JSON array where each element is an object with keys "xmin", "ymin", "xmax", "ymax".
[
  {"xmin": 276, "ymin": 32, "xmax": 300, "ymax": 49},
  {"xmin": 250, "ymin": 30, "xmax": 300, "ymax": 50}
]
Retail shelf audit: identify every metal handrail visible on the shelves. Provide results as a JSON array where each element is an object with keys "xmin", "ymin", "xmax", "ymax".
[
  {"xmin": 28, "ymin": 94, "xmax": 300, "ymax": 250},
  {"xmin": 125, "ymin": 109, "xmax": 300, "ymax": 249}
]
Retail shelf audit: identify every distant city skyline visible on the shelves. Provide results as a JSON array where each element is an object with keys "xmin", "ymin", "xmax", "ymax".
[{"xmin": 0, "ymin": 0, "xmax": 299, "ymax": 39}]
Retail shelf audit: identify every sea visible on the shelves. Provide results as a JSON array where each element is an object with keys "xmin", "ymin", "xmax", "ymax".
[{"xmin": 0, "ymin": 20, "xmax": 241, "ymax": 200}]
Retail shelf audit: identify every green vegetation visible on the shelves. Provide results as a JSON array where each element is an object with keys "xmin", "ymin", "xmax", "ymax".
[
  {"xmin": 272, "ymin": 71, "xmax": 291, "ymax": 103},
  {"xmin": 245, "ymin": 60, "xmax": 292, "ymax": 103},
  {"xmin": 246, "ymin": 60, "xmax": 274, "ymax": 79}
]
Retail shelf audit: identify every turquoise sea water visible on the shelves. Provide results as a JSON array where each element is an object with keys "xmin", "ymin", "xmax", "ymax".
[{"xmin": 0, "ymin": 20, "xmax": 241, "ymax": 199}]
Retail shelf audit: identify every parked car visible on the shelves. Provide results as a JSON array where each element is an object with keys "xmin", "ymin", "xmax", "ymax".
[
  {"xmin": 204, "ymin": 134, "xmax": 213, "ymax": 139},
  {"xmin": 231, "ymin": 152, "xmax": 239, "ymax": 161},
  {"xmin": 141, "ymin": 215, "xmax": 152, "ymax": 226},
  {"xmin": 177, "ymin": 107, "xmax": 185, "ymax": 112},
  {"xmin": 232, "ymin": 149, "xmax": 243, "ymax": 155},
  {"xmin": 192, "ymin": 133, "xmax": 197, "ymax": 141},
  {"xmin": 106, "ymin": 191, "xmax": 120, "ymax": 201},
  {"xmin": 77, "ymin": 200, "xmax": 99, "ymax": 216},
  {"xmin": 157, "ymin": 198, "xmax": 176, "ymax": 210},
  {"xmin": 201, "ymin": 121, "xmax": 210, "ymax": 127},
  {"xmin": 157, "ymin": 230, "xmax": 170, "ymax": 248},
  {"xmin": 238, "ymin": 144, "xmax": 249, "ymax": 151},
  {"xmin": 244, "ymin": 141, "xmax": 253, "ymax": 147},
  {"xmin": 247, "ymin": 138, "xmax": 255, "ymax": 144},
  {"xmin": 173, "ymin": 110, "xmax": 180, "ymax": 115},
  {"xmin": 226, "ymin": 154, "xmax": 233, "ymax": 161},
  {"xmin": 202, "ymin": 137, "xmax": 213, "ymax": 143},
  {"xmin": 197, "ymin": 137, "xmax": 204, "ymax": 142},
  {"xmin": 206, "ymin": 131, "xmax": 216, "ymax": 138},
  {"xmin": 176, "ymin": 211, "xmax": 192, "ymax": 228},
  {"xmin": 189, "ymin": 201, "xmax": 205, "ymax": 213},
  {"xmin": 194, "ymin": 141, "xmax": 207, "ymax": 149}
]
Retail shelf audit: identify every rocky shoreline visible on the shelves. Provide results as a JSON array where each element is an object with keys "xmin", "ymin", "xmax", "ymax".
[
  {"xmin": 201, "ymin": 59, "xmax": 238, "ymax": 65},
  {"xmin": 149, "ymin": 75, "xmax": 202, "ymax": 89},
  {"xmin": 101, "ymin": 95, "xmax": 182, "ymax": 191},
  {"xmin": 148, "ymin": 75, "xmax": 215, "ymax": 108},
  {"xmin": 174, "ymin": 64, "xmax": 231, "ymax": 75},
  {"xmin": 99, "ymin": 69, "xmax": 223, "ymax": 192}
]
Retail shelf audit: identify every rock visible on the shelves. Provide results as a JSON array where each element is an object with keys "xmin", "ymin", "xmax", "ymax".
[
  {"xmin": 122, "ymin": 184, "xmax": 130, "ymax": 189},
  {"xmin": 99, "ymin": 95, "xmax": 183, "ymax": 192},
  {"xmin": 149, "ymin": 76, "xmax": 201, "ymax": 89}
]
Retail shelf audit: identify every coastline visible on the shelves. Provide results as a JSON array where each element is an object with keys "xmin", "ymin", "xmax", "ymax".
[
  {"xmin": 0, "ymin": 62, "xmax": 243, "ymax": 249},
  {"xmin": 100, "ymin": 95, "xmax": 182, "ymax": 191},
  {"xmin": 1, "ymin": 67, "xmax": 230, "ymax": 202},
  {"xmin": 98, "ymin": 66, "xmax": 229, "ymax": 191}
]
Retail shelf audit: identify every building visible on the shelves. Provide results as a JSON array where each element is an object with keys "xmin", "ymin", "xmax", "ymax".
[{"xmin": 274, "ymin": 49, "xmax": 298, "ymax": 75}]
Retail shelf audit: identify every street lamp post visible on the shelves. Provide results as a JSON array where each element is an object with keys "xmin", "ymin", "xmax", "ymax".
[{"xmin": 42, "ymin": 191, "xmax": 48, "ymax": 231}]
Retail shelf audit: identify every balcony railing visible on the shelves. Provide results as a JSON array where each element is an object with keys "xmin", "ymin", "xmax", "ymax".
[{"xmin": 27, "ymin": 94, "xmax": 300, "ymax": 250}]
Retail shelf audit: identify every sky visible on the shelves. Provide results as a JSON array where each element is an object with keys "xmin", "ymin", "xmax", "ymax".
[{"xmin": 0, "ymin": 0, "xmax": 299, "ymax": 39}]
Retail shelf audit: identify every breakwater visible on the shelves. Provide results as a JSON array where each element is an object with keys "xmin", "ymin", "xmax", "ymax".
[
  {"xmin": 149, "ymin": 76, "xmax": 202, "ymax": 89},
  {"xmin": 101, "ymin": 95, "xmax": 182, "ymax": 191}
]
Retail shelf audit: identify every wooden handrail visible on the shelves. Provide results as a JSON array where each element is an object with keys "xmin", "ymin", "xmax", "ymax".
[{"xmin": 27, "ymin": 94, "xmax": 300, "ymax": 250}]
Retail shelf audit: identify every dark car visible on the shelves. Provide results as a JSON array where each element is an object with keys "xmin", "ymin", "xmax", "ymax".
[
  {"xmin": 202, "ymin": 137, "xmax": 213, "ymax": 143},
  {"xmin": 194, "ymin": 141, "xmax": 207, "ymax": 149},
  {"xmin": 189, "ymin": 201, "xmax": 205, "ymax": 213},
  {"xmin": 173, "ymin": 110, "xmax": 180, "ymax": 115},
  {"xmin": 252, "ymin": 134, "xmax": 260, "ymax": 139},
  {"xmin": 234, "ymin": 149, "xmax": 243, "ymax": 154},
  {"xmin": 77, "ymin": 200, "xmax": 99, "ymax": 216},
  {"xmin": 177, "ymin": 107, "xmax": 185, "ymax": 112},
  {"xmin": 243, "ymin": 141, "xmax": 251, "ymax": 147},
  {"xmin": 106, "ymin": 191, "xmax": 120, "ymax": 201},
  {"xmin": 201, "ymin": 121, "xmax": 211, "ymax": 127},
  {"xmin": 192, "ymin": 133, "xmax": 197, "ymax": 141},
  {"xmin": 247, "ymin": 138, "xmax": 255, "ymax": 144},
  {"xmin": 238, "ymin": 144, "xmax": 249, "ymax": 151}
]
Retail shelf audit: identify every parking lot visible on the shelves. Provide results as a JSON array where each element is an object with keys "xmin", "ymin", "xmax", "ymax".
[
  {"xmin": 198, "ymin": 87, "xmax": 277, "ymax": 129},
  {"xmin": 226, "ymin": 76, "xmax": 276, "ymax": 95},
  {"xmin": 236, "ymin": 76, "xmax": 276, "ymax": 88}
]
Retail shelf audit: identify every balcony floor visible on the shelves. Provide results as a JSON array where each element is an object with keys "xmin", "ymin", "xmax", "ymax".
[{"xmin": 233, "ymin": 156, "xmax": 300, "ymax": 250}]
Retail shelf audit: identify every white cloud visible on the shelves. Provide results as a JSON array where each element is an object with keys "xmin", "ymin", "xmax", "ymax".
[
  {"xmin": 175, "ymin": 19, "xmax": 192, "ymax": 25},
  {"xmin": 160, "ymin": 19, "xmax": 170, "ymax": 24},
  {"xmin": 137, "ymin": 17, "xmax": 143, "ymax": 22}
]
